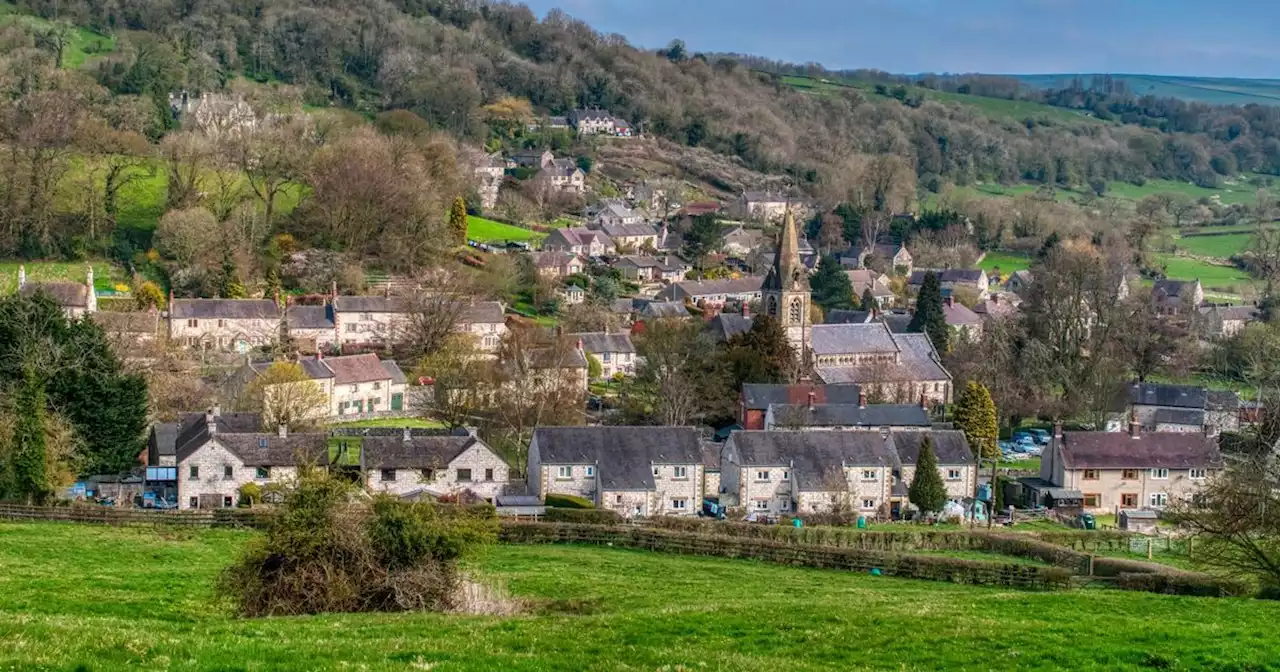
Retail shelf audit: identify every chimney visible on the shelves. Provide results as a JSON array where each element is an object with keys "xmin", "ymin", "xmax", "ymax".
[
  {"xmin": 919, "ymin": 393, "xmax": 927, "ymax": 410},
  {"xmin": 274, "ymin": 289, "xmax": 281, "ymax": 309},
  {"xmin": 1129, "ymin": 414, "xmax": 1141, "ymax": 438},
  {"xmin": 212, "ymin": 404, "xmax": 221, "ymax": 417},
  {"xmin": 17, "ymin": 264, "xmax": 25, "ymax": 289},
  {"xmin": 576, "ymin": 338, "xmax": 584, "ymax": 352},
  {"xmin": 858, "ymin": 391, "xmax": 867, "ymax": 409},
  {"xmin": 742, "ymin": 302, "xmax": 750, "ymax": 318},
  {"xmin": 316, "ymin": 350, "xmax": 323, "ymax": 361},
  {"xmin": 277, "ymin": 424, "xmax": 288, "ymax": 438},
  {"xmin": 1053, "ymin": 422, "xmax": 1063, "ymax": 439},
  {"xmin": 330, "ymin": 280, "xmax": 338, "ymax": 302},
  {"xmin": 403, "ymin": 426, "xmax": 412, "ymax": 442},
  {"xmin": 205, "ymin": 409, "xmax": 216, "ymax": 434},
  {"xmin": 807, "ymin": 390, "xmax": 816, "ymax": 409},
  {"xmin": 991, "ymin": 293, "xmax": 1000, "ymax": 305}
]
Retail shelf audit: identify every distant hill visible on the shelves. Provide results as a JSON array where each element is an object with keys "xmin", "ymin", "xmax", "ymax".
[{"xmin": 1012, "ymin": 74, "xmax": 1280, "ymax": 106}]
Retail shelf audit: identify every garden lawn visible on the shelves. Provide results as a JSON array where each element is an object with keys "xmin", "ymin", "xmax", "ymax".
[
  {"xmin": 466, "ymin": 216, "xmax": 545, "ymax": 243},
  {"xmin": 3, "ymin": 522, "xmax": 1280, "ymax": 671},
  {"xmin": 978, "ymin": 250, "xmax": 1032, "ymax": 278}
]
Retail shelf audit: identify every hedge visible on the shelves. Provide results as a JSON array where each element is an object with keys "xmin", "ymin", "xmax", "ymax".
[
  {"xmin": 543, "ymin": 508, "xmax": 621, "ymax": 524},
  {"xmin": 1092, "ymin": 557, "xmax": 1249, "ymax": 597},
  {"xmin": 501, "ymin": 522, "xmax": 1073, "ymax": 590},
  {"xmin": 544, "ymin": 494, "xmax": 595, "ymax": 509}
]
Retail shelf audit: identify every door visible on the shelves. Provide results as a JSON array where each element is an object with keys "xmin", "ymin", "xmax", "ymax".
[{"xmin": 391, "ymin": 393, "xmax": 403, "ymax": 411}]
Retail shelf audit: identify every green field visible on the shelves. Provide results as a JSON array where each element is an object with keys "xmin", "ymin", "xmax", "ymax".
[
  {"xmin": 1151, "ymin": 254, "xmax": 1253, "ymax": 293},
  {"xmin": 1015, "ymin": 74, "xmax": 1280, "ymax": 107},
  {"xmin": 3, "ymin": 522, "xmax": 1280, "ymax": 670},
  {"xmin": 0, "ymin": 260, "xmax": 126, "ymax": 294},
  {"xmin": 1105, "ymin": 176, "xmax": 1273, "ymax": 206},
  {"xmin": 466, "ymin": 216, "xmax": 546, "ymax": 243},
  {"xmin": 1175, "ymin": 233, "xmax": 1253, "ymax": 259},
  {"xmin": 978, "ymin": 250, "xmax": 1032, "ymax": 278},
  {"xmin": 0, "ymin": 3, "xmax": 116, "ymax": 68}
]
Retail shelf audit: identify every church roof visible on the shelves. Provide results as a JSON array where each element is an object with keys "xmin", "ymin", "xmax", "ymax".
[{"xmin": 763, "ymin": 210, "xmax": 809, "ymax": 293}]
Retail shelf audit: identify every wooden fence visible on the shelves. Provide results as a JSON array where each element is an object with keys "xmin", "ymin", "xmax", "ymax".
[{"xmin": 0, "ymin": 504, "xmax": 272, "ymax": 529}]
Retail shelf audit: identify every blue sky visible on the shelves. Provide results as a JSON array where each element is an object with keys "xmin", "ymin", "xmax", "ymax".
[{"xmin": 522, "ymin": 0, "xmax": 1280, "ymax": 78}]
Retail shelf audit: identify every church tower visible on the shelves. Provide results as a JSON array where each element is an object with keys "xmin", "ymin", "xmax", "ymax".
[{"xmin": 762, "ymin": 208, "xmax": 811, "ymax": 361}]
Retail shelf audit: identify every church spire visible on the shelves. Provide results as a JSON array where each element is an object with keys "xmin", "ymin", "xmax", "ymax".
[{"xmin": 764, "ymin": 207, "xmax": 808, "ymax": 291}]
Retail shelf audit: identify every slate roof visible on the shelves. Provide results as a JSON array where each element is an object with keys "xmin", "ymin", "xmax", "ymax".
[
  {"xmin": 149, "ymin": 422, "xmax": 179, "ymax": 458},
  {"xmin": 285, "ymin": 304, "xmax": 335, "ymax": 330},
  {"xmin": 333, "ymin": 296, "xmax": 409, "ymax": 314},
  {"xmin": 457, "ymin": 301, "xmax": 505, "ymax": 324},
  {"xmin": 845, "ymin": 270, "xmax": 895, "ymax": 298},
  {"xmin": 660, "ymin": 276, "xmax": 764, "ymax": 300},
  {"xmin": 315, "ymin": 353, "xmax": 401, "ymax": 385},
  {"xmin": 707, "ymin": 313, "xmax": 753, "ymax": 342},
  {"xmin": 362, "ymin": 436, "xmax": 498, "ymax": 469},
  {"xmin": 215, "ymin": 433, "xmax": 329, "ymax": 467},
  {"xmin": 533, "ymin": 426, "xmax": 702, "ymax": 491},
  {"xmin": 639, "ymin": 301, "xmax": 688, "ymax": 318},
  {"xmin": 972, "ymin": 295, "xmax": 1019, "ymax": 319},
  {"xmin": 170, "ymin": 298, "xmax": 277, "ymax": 320},
  {"xmin": 383, "ymin": 360, "xmax": 407, "ymax": 384},
  {"xmin": 943, "ymin": 302, "xmax": 982, "ymax": 326},
  {"xmin": 531, "ymin": 250, "xmax": 581, "ymax": 269},
  {"xmin": 812, "ymin": 332, "xmax": 950, "ymax": 385},
  {"xmin": 544, "ymin": 227, "xmax": 614, "ymax": 251},
  {"xmin": 848, "ymin": 243, "xmax": 906, "ymax": 261},
  {"xmin": 1205, "ymin": 390, "xmax": 1240, "ymax": 412},
  {"xmin": 573, "ymin": 332, "xmax": 636, "ymax": 354},
  {"xmin": 92, "ymin": 310, "xmax": 161, "ymax": 334},
  {"xmin": 1059, "ymin": 431, "xmax": 1223, "ymax": 470},
  {"xmin": 1153, "ymin": 279, "xmax": 1197, "ymax": 298},
  {"xmin": 571, "ymin": 108, "xmax": 613, "ymax": 122},
  {"xmin": 825, "ymin": 310, "xmax": 872, "ymax": 325},
  {"xmin": 811, "ymin": 323, "xmax": 899, "ymax": 356},
  {"xmin": 727, "ymin": 430, "xmax": 897, "ymax": 492},
  {"xmin": 1199, "ymin": 304, "xmax": 1257, "ymax": 322},
  {"xmin": 768, "ymin": 403, "xmax": 931, "ymax": 429},
  {"xmin": 20, "ymin": 282, "xmax": 90, "ymax": 307},
  {"xmin": 701, "ymin": 442, "xmax": 722, "ymax": 471},
  {"xmin": 174, "ymin": 412, "xmax": 263, "ymax": 458},
  {"xmin": 742, "ymin": 383, "xmax": 863, "ymax": 411},
  {"xmin": 881, "ymin": 312, "xmax": 913, "ymax": 333},
  {"xmin": 891, "ymin": 430, "xmax": 974, "ymax": 466},
  {"xmin": 1154, "ymin": 408, "xmax": 1206, "ymax": 427},
  {"xmin": 1128, "ymin": 382, "xmax": 1207, "ymax": 410}
]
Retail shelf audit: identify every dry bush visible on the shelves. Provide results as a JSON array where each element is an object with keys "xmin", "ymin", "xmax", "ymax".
[{"xmin": 218, "ymin": 469, "xmax": 499, "ymax": 617}]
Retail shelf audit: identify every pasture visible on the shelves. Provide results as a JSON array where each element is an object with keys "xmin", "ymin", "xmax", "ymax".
[
  {"xmin": 467, "ymin": 215, "xmax": 546, "ymax": 243},
  {"xmin": 2, "ymin": 522, "xmax": 1280, "ymax": 671}
]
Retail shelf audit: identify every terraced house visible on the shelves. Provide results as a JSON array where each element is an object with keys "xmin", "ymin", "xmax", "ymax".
[
  {"xmin": 573, "ymin": 331, "xmax": 638, "ymax": 379},
  {"xmin": 528, "ymin": 426, "xmax": 704, "ymax": 517},
  {"xmin": 241, "ymin": 353, "xmax": 408, "ymax": 419},
  {"xmin": 168, "ymin": 298, "xmax": 279, "ymax": 352}
]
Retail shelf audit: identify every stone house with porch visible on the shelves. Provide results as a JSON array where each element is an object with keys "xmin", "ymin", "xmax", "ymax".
[
  {"xmin": 545, "ymin": 158, "xmax": 586, "ymax": 193},
  {"xmin": 1033, "ymin": 422, "xmax": 1224, "ymax": 513},
  {"xmin": 1152, "ymin": 279, "xmax": 1204, "ymax": 315},
  {"xmin": 909, "ymin": 269, "xmax": 990, "ymax": 301},
  {"xmin": 889, "ymin": 430, "xmax": 977, "ymax": 516},
  {"xmin": 528, "ymin": 426, "xmax": 705, "ymax": 517},
  {"xmin": 174, "ymin": 410, "xmax": 327, "ymax": 510},
  {"xmin": 362, "ymin": 430, "xmax": 511, "ymax": 502},
  {"xmin": 569, "ymin": 108, "xmax": 619, "ymax": 135},
  {"xmin": 531, "ymin": 251, "xmax": 586, "ymax": 280},
  {"xmin": 168, "ymin": 298, "xmax": 280, "ymax": 352},
  {"xmin": 573, "ymin": 331, "xmax": 638, "ymax": 379}
]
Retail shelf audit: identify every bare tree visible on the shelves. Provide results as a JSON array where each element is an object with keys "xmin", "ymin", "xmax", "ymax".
[
  {"xmin": 633, "ymin": 318, "xmax": 728, "ymax": 426},
  {"xmin": 413, "ymin": 334, "xmax": 493, "ymax": 430},
  {"xmin": 240, "ymin": 361, "xmax": 329, "ymax": 430},
  {"xmin": 161, "ymin": 131, "xmax": 214, "ymax": 210},
  {"xmin": 231, "ymin": 115, "xmax": 313, "ymax": 227}
]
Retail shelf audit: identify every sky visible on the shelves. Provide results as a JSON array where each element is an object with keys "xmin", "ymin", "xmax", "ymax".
[{"xmin": 520, "ymin": 0, "xmax": 1280, "ymax": 79}]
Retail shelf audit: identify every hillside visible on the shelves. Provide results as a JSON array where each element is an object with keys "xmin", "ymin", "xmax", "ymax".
[
  {"xmin": 1015, "ymin": 74, "xmax": 1280, "ymax": 106},
  {"xmin": 4, "ymin": 522, "xmax": 1280, "ymax": 670}
]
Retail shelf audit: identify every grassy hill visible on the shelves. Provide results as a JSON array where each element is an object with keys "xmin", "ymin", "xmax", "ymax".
[
  {"xmin": 0, "ymin": 2, "xmax": 115, "ymax": 68},
  {"xmin": 1014, "ymin": 74, "xmax": 1280, "ymax": 106},
  {"xmin": 3, "ymin": 522, "xmax": 1280, "ymax": 670}
]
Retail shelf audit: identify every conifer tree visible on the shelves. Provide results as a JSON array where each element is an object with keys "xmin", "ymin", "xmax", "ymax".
[
  {"xmin": 810, "ymin": 254, "xmax": 854, "ymax": 312},
  {"xmin": 908, "ymin": 270, "xmax": 948, "ymax": 354},
  {"xmin": 861, "ymin": 287, "xmax": 876, "ymax": 312},
  {"xmin": 449, "ymin": 196, "xmax": 468, "ymax": 246},
  {"xmin": 954, "ymin": 380, "xmax": 1000, "ymax": 458},
  {"xmin": 908, "ymin": 435, "xmax": 948, "ymax": 515}
]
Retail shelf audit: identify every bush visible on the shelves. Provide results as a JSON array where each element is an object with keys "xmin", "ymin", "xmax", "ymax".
[
  {"xmin": 542, "ymin": 508, "xmax": 621, "ymax": 524},
  {"xmin": 545, "ymin": 493, "xmax": 595, "ymax": 509},
  {"xmin": 218, "ymin": 469, "xmax": 497, "ymax": 617}
]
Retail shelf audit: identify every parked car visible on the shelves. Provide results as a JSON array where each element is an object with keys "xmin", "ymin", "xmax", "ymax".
[
  {"xmin": 1012, "ymin": 432, "xmax": 1036, "ymax": 446},
  {"xmin": 1026, "ymin": 429, "xmax": 1051, "ymax": 445}
]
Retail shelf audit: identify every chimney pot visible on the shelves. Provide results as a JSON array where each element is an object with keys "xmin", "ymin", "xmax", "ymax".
[
  {"xmin": 919, "ymin": 393, "xmax": 927, "ymax": 410},
  {"xmin": 403, "ymin": 426, "xmax": 412, "ymax": 442},
  {"xmin": 277, "ymin": 424, "xmax": 288, "ymax": 438},
  {"xmin": 1053, "ymin": 422, "xmax": 1063, "ymax": 439},
  {"xmin": 807, "ymin": 391, "xmax": 816, "ymax": 409},
  {"xmin": 991, "ymin": 293, "xmax": 1000, "ymax": 305},
  {"xmin": 858, "ymin": 391, "xmax": 867, "ymax": 409},
  {"xmin": 1129, "ymin": 415, "xmax": 1141, "ymax": 438}
]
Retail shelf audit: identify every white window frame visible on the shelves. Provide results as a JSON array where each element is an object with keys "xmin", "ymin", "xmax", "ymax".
[
  {"xmin": 652, "ymin": 466, "xmax": 661, "ymax": 478},
  {"xmin": 755, "ymin": 470, "xmax": 770, "ymax": 482},
  {"xmin": 861, "ymin": 499, "xmax": 877, "ymax": 510},
  {"xmin": 671, "ymin": 498, "xmax": 688, "ymax": 511},
  {"xmin": 861, "ymin": 469, "xmax": 878, "ymax": 481},
  {"xmin": 947, "ymin": 469, "xmax": 962, "ymax": 481},
  {"xmin": 380, "ymin": 469, "xmax": 396, "ymax": 482},
  {"xmin": 585, "ymin": 466, "xmax": 595, "ymax": 477},
  {"xmin": 556, "ymin": 466, "xmax": 572, "ymax": 480},
  {"xmin": 673, "ymin": 466, "xmax": 688, "ymax": 479},
  {"xmin": 781, "ymin": 470, "xmax": 790, "ymax": 481},
  {"xmin": 1150, "ymin": 468, "xmax": 1170, "ymax": 480},
  {"xmin": 1189, "ymin": 468, "xmax": 1207, "ymax": 480},
  {"xmin": 1150, "ymin": 492, "xmax": 1169, "ymax": 507},
  {"xmin": 753, "ymin": 499, "xmax": 770, "ymax": 511},
  {"xmin": 778, "ymin": 498, "xmax": 790, "ymax": 511}
]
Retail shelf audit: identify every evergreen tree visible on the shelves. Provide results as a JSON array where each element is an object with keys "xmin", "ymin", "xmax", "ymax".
[
  {"xmin": 810, "ymin": 255, "xmax": 854, "ymax": 312},
  {"xmin": 861, "ymin": 287, "xmax": 876, "ymax": 312},
  {"xmin": 954, "ymin": 381, "xmax": 1000, "ymax": 459},
  {"xmin": 7, "ymin": 369, "xmax": 49, "ymax": 504},
  {"xmin": 908, "ymin": 436, "xmax": 948, "ymax": 515},
  {"xmin": 724, "ymin": 315, "xmax": 795, "ymax": 385},
  {"xmin": 908, "ymin": 271, "xmax": 948, "ymax": 354},
  {"xmin": 449, "ymin": 196, "xmax": 468, "ymax": 245}
]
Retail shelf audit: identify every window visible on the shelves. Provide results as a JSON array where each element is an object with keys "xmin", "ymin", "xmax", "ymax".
[
  {"xmin": 485, "ymin": 468, "xmax": 494, "ymax": 481},
  {"xmin": 188, "ymin": 497, "xmax": 198, "ymax": 509},
  {"xmin": 753, "ymin": 499, "xmax": 770, "ymax": 511},
  {"xmin": 216, "ymin": 319, "xmax": 225, "ymax": 328},
  {"xmin": 188, "ymin": 465, "xmax": 199, "ymax": 480},
  {"xmin": 755, "ymin": 470, "xmax": 770, "ymax": 482},
  {"xmin": 1121, "ymin": 493, "xmax": 1138, "ymax": 508},
  {"xmin": 187, "ymin": 319, "xmax": 198, "ymax": 328},
  {"xmin": 456, "ymin": 469, "xmax": 472, "ymax": 482},
  {"xmin": 346, "ymin": 324, "xmax": 358, "ymax": 333},
  {"xmin": 1082, "ymin": 469, "xmax": 1100, "ymax": 481},
  {"xmin": 1189, "ymin": 468, "xmax": 1207, "ymax": 480},
  {"xmin": 1083, "ymin": 493, "xmax": 1100, "ymax": 508},
  {"xmin": 585, "ymin": 466, "xmax": 595, "ymax": 477},
  {"xmin": 673, "ymin": 466, "xmax": 688, "ymax": 479},
  {"xmin": 373, "ymin": 382, "xmax": 382, "ymax": 391},
  {"xmin": 1122, "ymin": 469, "xmax": 1140, "ymax": 480},
  {"xmin": 789, "ymin": 297, "xmax": 803, "ymax": 324},
  {"xmin": 671, "ymin": 498, "xmax": 688, "ymax": 511},
  {"xmin": 1150, "ymin": 468, "xmax": 1169, "ymax": 480},
  {"xmin": 360, "ymin": 313, "xmax": 372, "ymax": 321},
  {"xmin": 421, "ymin": 468, "xmax": 435, "ymax": 480},
  {"xmin": 381, "ymin": 469, "xmax": 396, "ymax": 482},
  {"xmin": 781, "ymin": 470, "xmax": 790, "ymax": 481},
  {"xmin": 256, "ymin": 467, "xmax": 269, "ymax": 479},
  {"xmin": 947, "ymin": 469, "xmax": 962, "ymax": 480},
  {"xmin": 1150, "ymin": 493, "xmax": 1169, "ymax": 507},
  {"xmin": 861, "ymin": 499, "xmax": 877, "ymax": 510},
  {"xmin": 615, "ymin": 494, "xmax": 623, "ymax": 504},
  {"xmin": 778, "ymin": 499, "xmax": 791, "ymax": 511},
  {"xmin": 223, "ymin": 465, "xmax": 233, "ymax": 479},
  {"xmin": 862, "ymin": 470, "xmax": 878, "ymax": 481},
  {"xmin": 258, "ymin": 437, "xmax": 268, "ymax": 449},
  {"xmin": 223, "ymin": 496, "xmax": 233, "ymax": 508},
  {"xmin": 349, "ymin": 384, "xmax": 358, "ymax": 393},
  {"xmin": 602, "ymin": 352, "xmax": 612, "ymax": 362}
]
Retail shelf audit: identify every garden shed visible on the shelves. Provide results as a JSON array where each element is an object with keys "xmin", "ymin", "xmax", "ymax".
[{"xmin": 1119, "ymin": 509, "xmax": 1159, "ymax": 535}]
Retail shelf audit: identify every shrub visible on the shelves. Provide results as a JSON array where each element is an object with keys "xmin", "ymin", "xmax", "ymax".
[
  {"xmin": 218, "ymin": 469, "xmax": 497, "ymax": 617},
  {"xmin": 543, "ymin": 508, "xmax": 621, "ymax": 524},
  {"xmin": 545, "ymin": 493, "xmax": 595, "ymax": 509}
]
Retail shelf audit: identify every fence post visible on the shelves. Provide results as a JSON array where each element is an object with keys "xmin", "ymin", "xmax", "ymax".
[{"xmin": 1147, "ymin": 538, "xmax": 1153, "ymax": 561}]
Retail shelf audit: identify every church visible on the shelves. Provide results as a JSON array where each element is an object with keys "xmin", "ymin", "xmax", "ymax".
[{"xmin": 760, "ymin": 211, "xmax": 953, "ymax": 406}]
